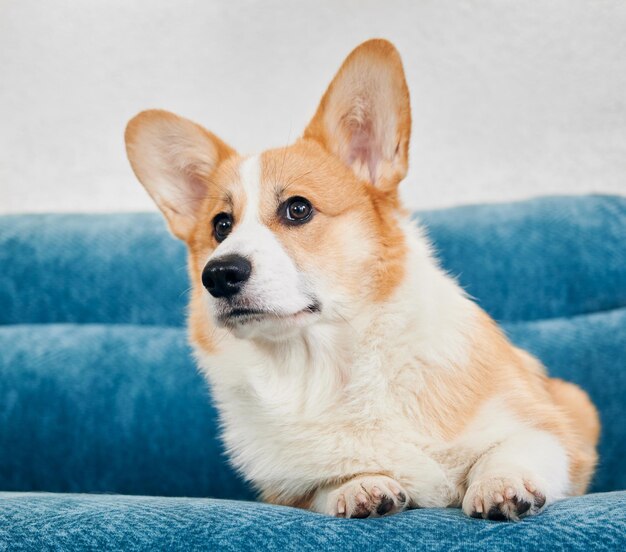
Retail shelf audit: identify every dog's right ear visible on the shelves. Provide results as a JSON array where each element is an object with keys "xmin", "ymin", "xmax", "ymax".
[{"xmin": 125, "ymin": 110, "xmax": 236, "ymax": 241}]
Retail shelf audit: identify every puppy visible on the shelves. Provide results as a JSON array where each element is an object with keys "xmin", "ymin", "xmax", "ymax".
[{"xmin": 125, "ymin": 39, "xmax": 599, "ymax": 520}]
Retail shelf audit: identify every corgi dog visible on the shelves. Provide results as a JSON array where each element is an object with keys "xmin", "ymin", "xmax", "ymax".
[{"xmin": 125, "ymin": 39, "xmax": 599, "ymax": 521}]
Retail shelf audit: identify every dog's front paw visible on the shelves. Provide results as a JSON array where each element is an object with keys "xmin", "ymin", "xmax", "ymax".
[
  {"xmin": 463, "ymin": 476, "xmax": 547, "ymax": 521},
  {"xmin": 327, "ymin": 475, "xmax": 408, "ymax": 518}
]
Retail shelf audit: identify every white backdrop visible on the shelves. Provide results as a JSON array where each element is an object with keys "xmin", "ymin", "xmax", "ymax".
[{"xmin": 1, "ymin": 0, "xmax": 625, "ymax": 214}]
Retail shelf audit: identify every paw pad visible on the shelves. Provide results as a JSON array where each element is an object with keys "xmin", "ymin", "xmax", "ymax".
[
  {"xmin": 464, "ymin": 477, "xmax": 547, "ymax": 521},
  {"xmin": 330, "ymin": 476, "xmax": 408, "ymax": 519}
]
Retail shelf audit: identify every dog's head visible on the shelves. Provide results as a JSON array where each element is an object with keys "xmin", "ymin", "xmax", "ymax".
[{"xmin": 125, "ymin": 39, "xmax": 411, "ymax": 343}]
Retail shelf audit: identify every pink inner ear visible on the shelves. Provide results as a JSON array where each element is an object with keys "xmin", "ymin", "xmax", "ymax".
[
  {"xmin": 167, "ymin": 162, "xmax": 210, "ymax": 217},
  {"xmin": 346, "ymin": 118, "xmax": 381, "ymax": 183}
]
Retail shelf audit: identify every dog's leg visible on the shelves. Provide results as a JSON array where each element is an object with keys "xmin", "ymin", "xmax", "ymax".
[
  {"xmin": 462, "ymin": 429, "xmax": 569, "ymax": 521},
  {"xmin": 311, "ymin": 474, "xmax": 409, "ymax": 518}
]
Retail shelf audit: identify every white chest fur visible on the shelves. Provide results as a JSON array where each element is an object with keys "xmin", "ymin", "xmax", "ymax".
[{"xmin": 194, "ymin": 239, "xmax": 487, "ymax": 507}]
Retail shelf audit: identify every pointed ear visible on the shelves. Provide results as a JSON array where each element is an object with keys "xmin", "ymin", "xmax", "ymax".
[
  {"xmin": 125, "ymin": 110, "xmax": 236, "ymax": 241},
  {"xmin": 303, "ymin": 39, "xmax": 411, "ymax": 193}
]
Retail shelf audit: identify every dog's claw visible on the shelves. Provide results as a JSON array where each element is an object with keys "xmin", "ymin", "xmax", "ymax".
[{"xmin": 328, "ymin": 476, "xmax": 409, "ymax": 518}]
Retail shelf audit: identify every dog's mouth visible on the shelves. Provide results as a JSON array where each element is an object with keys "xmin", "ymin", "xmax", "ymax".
[{"xmin": 217, "ymin": 302, "xmax": 321, "ymax": 328}]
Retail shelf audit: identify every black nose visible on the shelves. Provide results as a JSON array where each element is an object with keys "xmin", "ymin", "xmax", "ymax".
[{"xmin": 202, "ymin": 254, "xmax": 252, "ymax": 298}]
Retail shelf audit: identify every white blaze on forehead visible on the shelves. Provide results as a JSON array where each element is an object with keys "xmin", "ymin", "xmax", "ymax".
[{"xmin": 239, "ymin": 155, "xmax": 262, "ymax": 225}]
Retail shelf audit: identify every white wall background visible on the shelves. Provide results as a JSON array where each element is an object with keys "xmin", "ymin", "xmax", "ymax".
[{"xmin": 1, "ymin": 0, "xmax": 625, "ymax": 214}]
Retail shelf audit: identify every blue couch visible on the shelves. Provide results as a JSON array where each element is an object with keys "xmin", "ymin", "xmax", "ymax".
[{"xmin": 0, "ymin": 195, "xmax": 624, "ymax": 550}]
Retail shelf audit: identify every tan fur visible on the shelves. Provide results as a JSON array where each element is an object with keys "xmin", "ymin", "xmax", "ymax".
[
  {"xmin": 260, "ymin": 141, "xmax": 407, "ymax": 302},
  {"xmin": 125, "ymin": 109, "xmax": 236, "ymax": 240},
  {"xmin": 382, "ymin": 307, "xmax": 598, "ymax": 497},
  {"xmin": 470, "ymin": 314, "xmax": 600, "ymax": 495},
  {"xmin": 547, "ymin": 378, "xmax": 600, "ymax": 494},
  {"xmin": 125, "ymin": 38, "xmax": 600, "ymax": 520},
  {"xmin": 304, "ymin": 39, "xmax": 411, "ymax": 195}
]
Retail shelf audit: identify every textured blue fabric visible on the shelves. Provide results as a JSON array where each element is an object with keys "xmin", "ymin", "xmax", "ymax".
[
  {"xmin": 0, "ymin": 492, "xmax": 624, "ymax": 551},
  {"xmin": 0, "ymin": 324, "xmax": 252, "ymax": 500},
  {"xmin": 0, "ymin": 195, "xmax": 624, "ymax": 549},
  {"xmin": 0, "ymin": 311, "xmax": 624, "ymax": 497},
  {"xmin": 0, "ymin": 213, "xmax": 188, "ymax": 327},
  {"xmin": 1, "ymin": 195, "xmax": 624, "ymax": 327},
  {"xmin": 419, "ymin": 194, "xmax": 626, "ymax": 322}
]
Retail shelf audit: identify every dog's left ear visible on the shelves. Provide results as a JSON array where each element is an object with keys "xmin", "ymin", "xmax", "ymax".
[{"xmin": 304, "ymin": 39, "xmax": 411, "ymax": 193}]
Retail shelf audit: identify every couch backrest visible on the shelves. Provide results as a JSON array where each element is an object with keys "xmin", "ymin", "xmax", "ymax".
[{"xmin": 1, "ymin": 195, "xmax": 625, "ymax": 326}]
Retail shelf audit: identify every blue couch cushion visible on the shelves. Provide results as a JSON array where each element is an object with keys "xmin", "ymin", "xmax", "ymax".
[
  {"xmin": 0, "ymin": 213, "xmax": 188, "ymax": 327},
  {"xmin": 0, "ymin": 310, "xmax": 624, "ymax": 497},
  {"xmin": 0, "ymin": 324, "xmax": 252, "ymax": 500},
  {"xmin": 0, "ymin": 491, "xmax": 624, "ymax": 551}
]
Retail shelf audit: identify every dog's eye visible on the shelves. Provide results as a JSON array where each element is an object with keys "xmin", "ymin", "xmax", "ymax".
[
  {"xmin": 282, "ymin": 197, "xmax": 313, "ymax": 224},
  {"xmin": 213, "ymin": 213, "xmax": 233, "ymax": 242}
]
